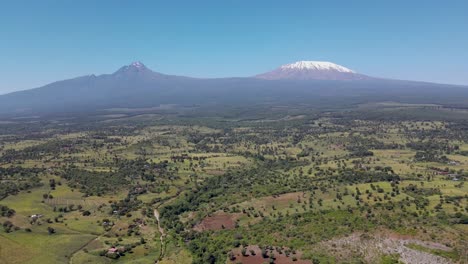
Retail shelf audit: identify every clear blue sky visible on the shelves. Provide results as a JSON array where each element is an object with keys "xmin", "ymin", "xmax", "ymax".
[{"xmin": 1, "ymin": 0, "xmax": 467, "ymax": 94}]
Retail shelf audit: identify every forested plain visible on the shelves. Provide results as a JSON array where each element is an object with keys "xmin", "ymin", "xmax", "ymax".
[{"xmin": 0, "ymin": 103, "xmax": 467, "ymax": 264}]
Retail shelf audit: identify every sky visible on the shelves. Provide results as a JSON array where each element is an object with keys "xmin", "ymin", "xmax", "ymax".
[{"xmin": 0, "ymin": 0, "xmax": 467, "ymax": 94}]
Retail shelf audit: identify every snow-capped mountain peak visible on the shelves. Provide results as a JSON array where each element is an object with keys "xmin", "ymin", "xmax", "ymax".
[
  {"xmin": 113, "ymin": 61, "xmax": 150, "ymax": 75},
  {"xmin": 280, "ymin": 61, "xmax": 355, "ymax": 73},
  {"xmin": 130, "ymin": 61, "xmax": 145, "ymax": 68},
  {"xmin": 255, "ymin": 60, "xmax": 368, "ymax": 80}
]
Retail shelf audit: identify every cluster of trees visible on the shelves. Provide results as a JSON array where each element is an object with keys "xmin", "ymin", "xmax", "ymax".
[
  {"xmin": 414, "ymin": 151, "xmax": 449, "ymax": 163},
  {"xmin": 0, "ymin": 167, "xmax": 43, "ymax": 199},
  {"xmin": 2, "ymin": 220, "xmax": 19, "ymax": 233},
  {"xmin": 0, "ymin": 139, "xmax": 81, "ymax": 162},
  {"xmin": 110, "ymin": 195, "xmax": 142, "ymax": 217},
  {"xmin": 99, "ymin": 239, "xmax": 146, "ymax": 259},
  {"xmin": 62, "ymin": 168, "xmax": 128, "ymax": 196},
  {"xmin": 348, "ymin": 146, "xmax": 374, "ymax": 157},
  {"xmin": 336, "ymin": 169, "xmax": 400, "ymax": 184},
  {"xmin": 160, "ymin": 165, "xmax": 310, "ymax": 233},
  {"xmin": 403, "ymin": 184, "xmax": 441, "ymax": 196},
  {"xmin": 406, "ymin": 141, "xmax": 457, "ymax": 154},
  {"xmin": 0, "ymin": 205, "xmax": 15, "ymax": 217},
  {"xmin": 406, "ymin": 141, "xmax": 457, "ymax": 163}
]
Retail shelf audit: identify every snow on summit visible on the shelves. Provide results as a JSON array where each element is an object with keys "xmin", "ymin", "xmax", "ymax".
[
  {"xmin": 255, "ymin": 60, "xmax": 367, "ymax": 80},
  {"xmin": 131, "ymin": 61, "xmax": 145, "ymax": 68},
  {"xmin": 280, "ymin": 61, "xmax": 355, "ymax": 73},
  {"xmin": 113, "ymin": 61, "xmax": 149, "ymax": 75}
]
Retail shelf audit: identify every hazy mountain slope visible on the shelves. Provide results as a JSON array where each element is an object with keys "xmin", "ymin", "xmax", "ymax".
[{"xmin": 0, "ymin": 62, "xmax": 467, "ymax": 116}]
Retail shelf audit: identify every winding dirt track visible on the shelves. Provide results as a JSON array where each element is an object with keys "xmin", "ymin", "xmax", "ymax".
[{"xmin": 154, "ymin": 209, "xmax": 165, "ymax": 263}]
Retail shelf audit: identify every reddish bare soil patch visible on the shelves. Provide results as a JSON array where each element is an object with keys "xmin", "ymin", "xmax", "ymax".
[
  {"xmin": 228, "ymin": 245, "xmax": 311, "ymax": 264},
  {"xmin": 194, "ymin": 212, "xmax": 239, "ymax": 231}
]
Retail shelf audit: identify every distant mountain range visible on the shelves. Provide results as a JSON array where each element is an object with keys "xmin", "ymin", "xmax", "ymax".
[{"xmin": 0, "ymin": 61, "xmax": 467, "ymax": 116}]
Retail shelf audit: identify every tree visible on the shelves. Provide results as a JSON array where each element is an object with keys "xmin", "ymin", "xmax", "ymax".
[
  {"xmin": 228, "ymin": 251, "xmax": 236, "ymax": 261},
  {"xmin": 2, "ymin": 221, "xmax": 14, "ymax": 233},
  {"xmin": 47, "ymin": 226, "xmax": 55, "ymax": 234},
  {"xmin": 241, "ymin": 247, "xmax": 247, "ymax": 256}
]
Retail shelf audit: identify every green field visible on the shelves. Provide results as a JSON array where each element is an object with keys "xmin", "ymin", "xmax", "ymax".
[{"xmin": 0, "ymin": 105, "xmax": 467, "ymax": 264}]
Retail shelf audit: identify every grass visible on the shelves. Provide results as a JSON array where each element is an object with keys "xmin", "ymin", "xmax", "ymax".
[
  {"xmin": 380, "ymin": 254, "xmax": 401, "ymax": 264},
  {"xmin": 1, "ymin": 184, "xmax": 54, "ymax": 217},
  {"xmin": 406, "ymin": 243, "xmax": 459, "ymax": 261},
  {"xmin": 0, "ymin": 173, "xmax": 162, "ymax": 264},
  {"xmin": 158, "ymin": 243, "xmax": 192, "ymax": 264},
  {"xmin": 0, "ymin": 231, "xmax": 95, "ymax": 264}
]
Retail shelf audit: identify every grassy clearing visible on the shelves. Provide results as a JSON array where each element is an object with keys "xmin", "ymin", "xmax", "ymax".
[
  {"xmin": 405, "ymin": 243, "xmax": 459, "ymax": 261},
  {"xmin": 0, "ymin": 231, "xmax": 95, "ymax": 264}
]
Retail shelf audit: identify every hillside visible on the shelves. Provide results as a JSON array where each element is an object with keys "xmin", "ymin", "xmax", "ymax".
[{"xmin": 0, "ymin": 62, "xmax": 468, "ymax": 116}]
